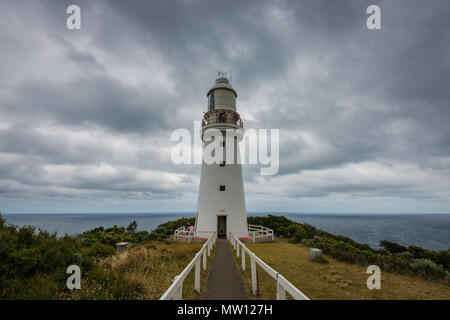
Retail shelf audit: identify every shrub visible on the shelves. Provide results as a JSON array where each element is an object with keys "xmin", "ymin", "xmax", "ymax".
[
  {"xmin": 301, "ymin": 238, "xmax": 315, "ymax": 247},
  {"xmin": 436, "ymin": 250, "xmax": 450, "ymax": 270},
  {"xmin": 0, "ymin": 213, "xmax": 6, "ymax": 229},
  {"xmin": 409, "ymin": 259, "xmax": 447, "ymax": 279},
  {"xmin": 290, "ymin": 228, "xmax": 310, "ymax": 243},
  {"xmin": 380, "ymin": 240, "xmax": 408, "ymax": 254},
  {"xmin": 84, "ymin": 243, "xmax": 116, "ymax": 258},
  {"xmin": 246, "ymin": 215, "xmax": 449, "ymax": 282},
  {"xmin": 379, "ymin": 254, "xmax": 409, "ymax": 274},
  {"xmin": 398, "ymin": 251, "xmax": 414, "ymax": 261},
  {"xmin": 149, "ymin": 217, "xmax": 195, "ymax": 240},
  {"xmin": 248, "ymin": 215, "xmax": 293, "ymax": 235}
]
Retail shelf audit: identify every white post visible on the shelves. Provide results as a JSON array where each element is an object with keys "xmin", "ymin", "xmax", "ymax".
[
  {"xmin": 251, "ymin": 258, "xmax": 257, "ymax": 295},
  {"xmin": 203, "ymin": 249, "xmax": 207, "ymax": 270},
  {"xmin": 176, "ymin": 282, "xmax": 183, "ymax": 300},
  {"xmin": 195, "ymin": 259, "xmax": 201, "ymax": 292},
  {"xmin": 272, "ymin": 231, "xmax": 274, "ymax": 241},
  {"xmin": 242, "ymin": 245, "xmax": 246, "ymax": 270},
  {"xmin": 253, "ymin": 231, "xmax": 256, "ymax": 243},
  {"xmin": 276, "ymin": 277, "xmax": 286, "ymax": 300},
  {"xmin": 236, "ymin": 242, "xmax": 240, "ymax": 258}
]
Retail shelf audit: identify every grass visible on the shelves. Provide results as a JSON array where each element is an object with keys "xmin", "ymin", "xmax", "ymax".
[
  {"xmin": 232, "ymin": 240, "xmax": 450, "ymax": 300},
  {"xmin": 64, "ymin": 240, "xmax": 215, "ymax": 300},
  {"xmin": 182, "ymin": 242, "xmax": 216, "ymax": 300}
]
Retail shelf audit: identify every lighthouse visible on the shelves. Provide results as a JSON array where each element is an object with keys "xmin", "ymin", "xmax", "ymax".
[{"xmin": 195, "ymin": 75, "xmax": 248, "ymax": 239}]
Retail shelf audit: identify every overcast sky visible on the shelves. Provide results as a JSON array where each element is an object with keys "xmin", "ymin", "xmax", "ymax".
[{"xmin": 1, "ymin": 0, "xmax": 450, "ymax": 214}]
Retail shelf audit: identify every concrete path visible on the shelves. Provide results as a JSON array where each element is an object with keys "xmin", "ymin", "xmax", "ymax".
[{"xmin": 204, "ymin": 238, "xmax": 249, "ymax": 300}]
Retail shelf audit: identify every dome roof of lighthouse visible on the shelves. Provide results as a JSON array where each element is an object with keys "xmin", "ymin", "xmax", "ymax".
[{"xmin": 207, "ymin": 77, "xmax": 237, "ymax": 97}]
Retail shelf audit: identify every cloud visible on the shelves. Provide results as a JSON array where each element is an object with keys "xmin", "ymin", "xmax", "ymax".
[{"xmin": 0, "ymin": 0, "xmax": 450, "ymax": 213}]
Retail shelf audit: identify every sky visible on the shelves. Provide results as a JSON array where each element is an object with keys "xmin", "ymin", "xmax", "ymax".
[{"xmin": 0, "ymin": 0, "xmax": 450, "ymax": 214}]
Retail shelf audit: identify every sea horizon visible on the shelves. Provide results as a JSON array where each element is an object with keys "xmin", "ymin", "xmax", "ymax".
[
  {"xmin": 4, "ymin": 211, "xmax": 450, "ymax": 215},
  {"xmin": 2, "ymin": 212, "xmax": 449, "ymax": 252}
]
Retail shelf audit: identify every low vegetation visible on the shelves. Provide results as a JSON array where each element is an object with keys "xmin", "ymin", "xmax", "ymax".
[
  {"xmin": 0, "ymin": 214, "xmax": 199, "ymax": 299},
  {"xmin": 64, "ymin": 242, "xmax": 205, "ymax": 300},
  {"xmin": 236, "ymin": 241, "xmax": 450, "ymax": 300},
  {"xmin": 149, "ymin": 217, "xmax": 195, "ymax": 241},
  {"xmin": 248, "ymin": 215, "xmax": 450, "ymax": 284},
  {"xmin": 1, "ymin": 213, "xmax": 448, "ymax": 300}
]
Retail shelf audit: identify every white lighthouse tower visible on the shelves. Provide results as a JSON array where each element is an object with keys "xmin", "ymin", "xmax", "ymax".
[{"xmin": 195, "ymin": 75, "xmax": 248, "ymax": 239}]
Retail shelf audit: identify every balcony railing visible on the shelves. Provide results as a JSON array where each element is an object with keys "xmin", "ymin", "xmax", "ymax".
[{"xmin": 202, "ymin": 112, "xmax": 243, "ymax": 128}]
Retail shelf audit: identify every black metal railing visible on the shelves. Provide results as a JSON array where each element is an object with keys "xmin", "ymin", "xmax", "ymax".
[{"xmin": 201, "ymin": 111, "xmax": 243, "ymax": 128}]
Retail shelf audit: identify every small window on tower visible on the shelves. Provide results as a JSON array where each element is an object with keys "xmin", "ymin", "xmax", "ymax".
[
  {"xmin": 219, "ymin": 185, "xmax": 226, "ymax": 191},
  {"xmin": 209, "ymin": 91, "xmax": 215, "ymax": 111}
]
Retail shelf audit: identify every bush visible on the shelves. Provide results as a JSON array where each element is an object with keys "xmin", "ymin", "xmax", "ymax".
[
  {"xmin": 313, "ymin": 235, "xmax": 322, "ymax": 243},
  {"xmin": 290, "ymin": 228, "xmax": 310, "ymax": 243},
  {"xmin": 0, "ymin": 214, "xmax": 155, "ymax": 299},
  {"xmin": 246, "ymin": 215, "xmax": 449, "ymax": 282},
  {"xmin": 301, "ymin": 238, "xmax": 315, "ymax": 247},
  {"xmin": 379, "ymin": 254, "xmax": 409, "ymax": 274},
  {"xmin": 409, "ymin": 259, "xmax": 447, "ymax": 279},
  {"xmin": 301, "ymin": 236, "xmax": 321, "ymax": 247},
  {"xmin": 84, "ymin": 243, "xmax": 116, "ymax": 258},
  {"xmin": 149, "ymin": 217, "xmax": 195, "ymax": 240},
  {"xmin": 380, "ymin": 240, "xmax": 407, "ymax": 254},
  {"xmin": 398, "ymin": 251, "xmax": 414, "ymax": 261}
]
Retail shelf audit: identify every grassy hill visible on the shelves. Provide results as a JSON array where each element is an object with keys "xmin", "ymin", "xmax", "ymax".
[
  {"xmin": 65, "ymin": 241, "xmax": 211, "ymax": 300},
  {"xmin": 0, "ymin": 214, "xmax": 202, "ymax": 299},
  {"xmin": 235, "ymin": 240, "xmax": 450, "ymax": 300},
  {"xmin": 1, "ymin": 213, "xmax": 447, "ymax": 300}
]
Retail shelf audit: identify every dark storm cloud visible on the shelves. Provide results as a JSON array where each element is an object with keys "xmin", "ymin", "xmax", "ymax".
[
  {"xmin": 6, "ymin": 76, "xmax": 172, "ymax": 132},
  {"xmin": 0, "ymin": 0, "xmax": 450, "ymax": 212}
]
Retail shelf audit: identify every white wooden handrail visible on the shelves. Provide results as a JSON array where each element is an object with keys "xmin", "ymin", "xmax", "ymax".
[
  {"xmin": 229, "ymin": 233, "xmax": 309, "ymax": 300},
  {"xmin": 174, "ymin": 226, "xmax": 192, "ymax": 242},
  {"xmin": 247, "ymin": 224, "xmax": 274, "ymax": 242},
  {"xmin": 160, "ymin": 232, "xmax": 216, "ymax": 300}
]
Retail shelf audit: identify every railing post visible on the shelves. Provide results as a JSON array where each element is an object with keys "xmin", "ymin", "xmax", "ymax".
[
  {"xmin": 276, "ymin": 276, "xmax": 286, "ymax": 300},
  {"xmin": 253, "ymin": 231, "xmax": 256, "ymax": 243},
  {"xmin": 272, "ymin": 231, "xmax": 274, "ymax": 241},
  {"xmin": 241, "ymin": 245, "xmax": 246, "ymax": 270},
  {"xmin": 251, "ymin": 258, "xmax": 257, "ymax": 295},
  {"xmin": 203, "ymin": 249, "xmax": 207, "ymax": 270},
  {"xmin": 195, "ymin": 259, "xmax": 200, "ymax": 293},
  {"xmin": 176, "ymin": 283, "xmax": 183, "ymax": 300},
  {"xmin": 172, "ymin": 275, "xmax": 182, "ymax": 300},
  {"xmin": 236, "ymin": 242, "xmax": 240, "ymax": 258}
]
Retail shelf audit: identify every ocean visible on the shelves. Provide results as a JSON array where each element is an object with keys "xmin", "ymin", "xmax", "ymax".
[{"xmin": 2, "ymin": 213, "xmax": 449, "ymax": 251}]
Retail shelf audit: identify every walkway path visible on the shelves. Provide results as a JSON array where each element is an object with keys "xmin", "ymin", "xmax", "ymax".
[{"xmin": 204, "ymin": 238, "xmax": 249, "ymax": 300}]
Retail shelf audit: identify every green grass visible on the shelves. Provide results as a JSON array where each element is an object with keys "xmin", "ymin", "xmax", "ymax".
[
  {"xmin": 182, "ymin": 244, "xmax": 216, "ymax": 300},
  {"xmin": 232, "ymin": 240, "xmax": 450, "ymax": 300},
  {"xmin": 65, "ymin": 241, "xmax": 216, "ymax": 300}
]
